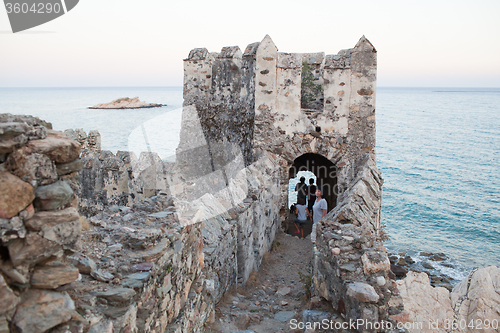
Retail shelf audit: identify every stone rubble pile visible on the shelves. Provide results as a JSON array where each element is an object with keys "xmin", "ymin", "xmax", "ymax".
[
  {"xmin": 0, "ymin": 114, "xmax": 83, "ymax": 332},
  {"xmin": 66, "ymin": 194, "xmax": 209, "ymax": 333}
]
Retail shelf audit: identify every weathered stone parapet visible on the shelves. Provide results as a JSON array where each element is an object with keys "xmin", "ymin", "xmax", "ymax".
[
  {"xmin": 77, "ymin": 148, "xmax": 171, "ymax": 216},
  {"xmin": 183, "ymin": 48, "xmax": 214, "ymax": 107},
  {"xmin": 0, "ymin": 114, "xmax": 84, "ymax": 332},
  {"xmin": 64, "ymin": 128, "xmax": 101, "ymax": 151},
  {"xmin": 312, "ymin": 155, "xmax": 401, "ymax": 332}
]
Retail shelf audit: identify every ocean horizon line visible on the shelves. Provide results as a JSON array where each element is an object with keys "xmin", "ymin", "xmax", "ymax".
[{"xmin": 1, "ymin": 85, "xmax": 499, "ymax": 90}]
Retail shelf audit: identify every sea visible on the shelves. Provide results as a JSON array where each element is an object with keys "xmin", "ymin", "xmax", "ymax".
[{"xmin": 0, "ymin": 86, "xmax": 498, "ymax": 282}]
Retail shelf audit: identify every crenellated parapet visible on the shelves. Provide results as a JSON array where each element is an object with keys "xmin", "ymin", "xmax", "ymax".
[{"xmin": 183, "ymin": 35, "xmax": 377, "ymax": 229}]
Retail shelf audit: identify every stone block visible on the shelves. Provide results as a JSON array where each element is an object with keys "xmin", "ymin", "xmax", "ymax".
[
  {"xmin": 0, "ymin": 274, "xmax": 20, "ymax": 316},
  {"xmin": 24, "ymin": 207, "xmax": 80, "ymax": 231},
  {"xmin": 34, "ymin": 180, "xmax": 74, "ymax": 211},
  {"xmin": 30, "ymin": 264, "xmax": 79, "ymax": 289},
  {"xmin": 8, "ymin": 233, "xmax": 62, "ymax": 266},
  {"xmin": 362, "ymin": 251, "xmax": 390, "ymax": 275},
  {"xmin": 235, "ymin": 313, "xmax": 250, "ymax": 330},
  {"xmin": 346, "ymin": 282, "xmax": 379, "ymax": 303},
  {"xmin": 88, "ymin": 321, "xmax": 113, "ymax": 333},
  {"xmin": 0, "ymin": 122, "xmax": 30, "ymax": 140},
  {"xmin": 26, "ymin": 130, "xmax": 80, "ymax": 164},
  {"xmin": 0, "ymin": 259, "xmax": 29, "ymax": 284},
  {"xmin": 0, "ymin": 171, "xmax": 35, "ymax": 219},
  {"xmin": 0, "ymin": 216, "xmax": 26, "ymax": 242},
  {"xmin": 56, "ymin": 158, "xmax": 84, "ymax": 176},
  {"xmin": 90, "ymin": 269, "xmax": 114, "ymax": 282},
  {"xmin": 4, "ymin": 148, "xmax": 58, "ymax": 187},
  {"xmin": 95, "ymin": 287, "xmax": 136, "ymax": 304},
  {"xmin": 71, "ymin": 256, "xmax": 96, "ymax": 275},
  {"xmin": 0, "ymin": 122, "xmax": 30, "ymax": 154},
  {"xmin": 12, "ymin": 289, "xmax": 75, "ymax": 333},
  {"xmin": 41, "ymin": 220, "xmax": 81, "ymax": 248}
]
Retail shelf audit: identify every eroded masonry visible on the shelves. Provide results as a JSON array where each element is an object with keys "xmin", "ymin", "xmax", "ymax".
[{"xmin": 0, "ymin": 35, "xmax": 404, "ymax": 333}]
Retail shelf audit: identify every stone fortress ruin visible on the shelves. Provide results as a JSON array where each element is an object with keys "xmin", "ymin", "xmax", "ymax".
[{"xmin": 1, "ymin": 35, "xmax": 497, "ymax": 333}]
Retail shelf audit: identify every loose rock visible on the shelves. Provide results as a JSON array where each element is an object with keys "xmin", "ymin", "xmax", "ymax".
[
  {"xmin": 27, "ymin": 130, "xmax": 81, "ymax": 164},
  {"xmin": 30, "ymin": 265, "xmax": 79, "ymax": 289},
  {"xmin": 0, "ymin": 171, "xmax": 35, "ymax": 219},
  {"xmin": 346, "ymin": 282, "xmax": 379, "ymax": 303},
  {"xmin": 34, "ymin": 180, "xmax": 74, "ymax": 211},
  {"xmin": 12, "ymin": 289, "xmax": 75, "ymax": 333}
]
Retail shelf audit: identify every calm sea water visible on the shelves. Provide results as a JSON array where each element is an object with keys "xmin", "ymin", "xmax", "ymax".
[
  {"xmin": 1, "ymin": 86, "xmax": 498, "ymax": 280},
  {"xmin": 377, "ymin": 87, "xmax": 500, "ymax": 280}
]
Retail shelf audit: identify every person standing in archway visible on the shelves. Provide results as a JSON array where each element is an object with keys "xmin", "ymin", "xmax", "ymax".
[
  {"xmin": 310, "ymin": 188, "xmax": 327, "ymax": 243},
  {"xmin": 295, "ymin": 176, "xmax": 307, "ymax": 204},
  {"xmin": 293, "ymin": 197, "xmax": 308, "ymax": 238},
  {"xmin": 307, "ymin": 178, "xmax": 316, "ymax": 213}
]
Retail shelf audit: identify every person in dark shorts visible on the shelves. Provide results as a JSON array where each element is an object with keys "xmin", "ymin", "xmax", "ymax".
[
  {"xmin": 293, "ymin": 197, "xmax": 309, "ymax": 238},
  {"xmin": 307, "ymin": 178, "xmax": 316, "ymax": 213}
]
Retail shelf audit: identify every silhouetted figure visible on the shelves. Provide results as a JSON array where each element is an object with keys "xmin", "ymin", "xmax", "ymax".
[
  {"xmin": 295, "ymin": 176, "xmax": 307, "ymax": 203},
  {"xmin": 307, "ymin": 178, "xmax": 316, "ymax": 213}
]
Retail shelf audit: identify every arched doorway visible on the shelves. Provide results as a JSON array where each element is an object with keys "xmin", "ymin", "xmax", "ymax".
[{"xmin": 288, "ymin": 153, "xmax": 338, "ymax": 219}]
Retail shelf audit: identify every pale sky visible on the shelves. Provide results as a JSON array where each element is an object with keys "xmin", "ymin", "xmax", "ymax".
[{"xmin": 1, "ymin": 0, "xmax": 499, "ymax": 87}]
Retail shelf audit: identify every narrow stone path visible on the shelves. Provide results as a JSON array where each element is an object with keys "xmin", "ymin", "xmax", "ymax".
[{"xmin": 204, "ymin": 229, "xmax": 337, "ymax": 333}]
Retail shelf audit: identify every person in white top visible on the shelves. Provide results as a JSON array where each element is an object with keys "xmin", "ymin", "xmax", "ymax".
[{"xmin": 310, "ymin": 188, "xmax": 327, "ymax": 243}]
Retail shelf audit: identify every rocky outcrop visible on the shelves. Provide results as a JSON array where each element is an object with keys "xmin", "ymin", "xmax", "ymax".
[
  {"xmin": 396, "ymin": 266, "xmax": 500, "ymax": 333},
  {"xmin": 88, "ymin": 97, "xmax": 166, "ymax": 109},
  {"xmin": 451, "ymin": 266, "xmax": 500, "ymax": 333},
  {"xmin": 0, "ymin": 114, "xmax": 83, "ymax": 332},
  {"xmin": 396, "ymin": 271, "xmax": 454, "ymax": 333}
]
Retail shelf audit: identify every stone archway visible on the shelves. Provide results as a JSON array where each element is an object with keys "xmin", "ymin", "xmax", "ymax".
[{"xmin": 288, "ymin": 153, "xmax": 338, "ymax": 215}]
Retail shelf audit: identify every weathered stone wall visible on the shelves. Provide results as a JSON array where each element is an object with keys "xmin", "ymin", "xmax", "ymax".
[
  {"xmin": 64, "ymin": 128, "xmax": 101, "ymax": 152},
  {"xmin": 0, "ymin": 114, "xmax": 84, "ymax": 332},
  {"xmin": 70, "ymin": 195, "xmax": 209, "ymax": 333},
  {"xmin": 183, "ymin": 45, "xmax": 256, "ymax": 167},
  {"xmin": 77, "ymin": 147, "xmax": 172, "ymax": 217},
  {"xmin": 0, "ymin": 116, "xmax": 218, "ymax": 333},
  {"xmin": 188, "ymin": 152, "xmax": 281, "ymax": 305},
  {"xmin": 313, "ymin": 155, "xmax": 405, "ymax": 330}
]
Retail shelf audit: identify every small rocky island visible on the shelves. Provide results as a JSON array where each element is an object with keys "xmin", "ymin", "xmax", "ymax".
[{"xmin": 88, "ymin": 97, "xmax": 166, "ymax": 109}]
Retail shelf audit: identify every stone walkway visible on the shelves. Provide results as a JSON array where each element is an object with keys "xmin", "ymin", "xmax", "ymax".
[{"xmin": 204, "ymin": 229, "xmax": 340, "ymax": 333}]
